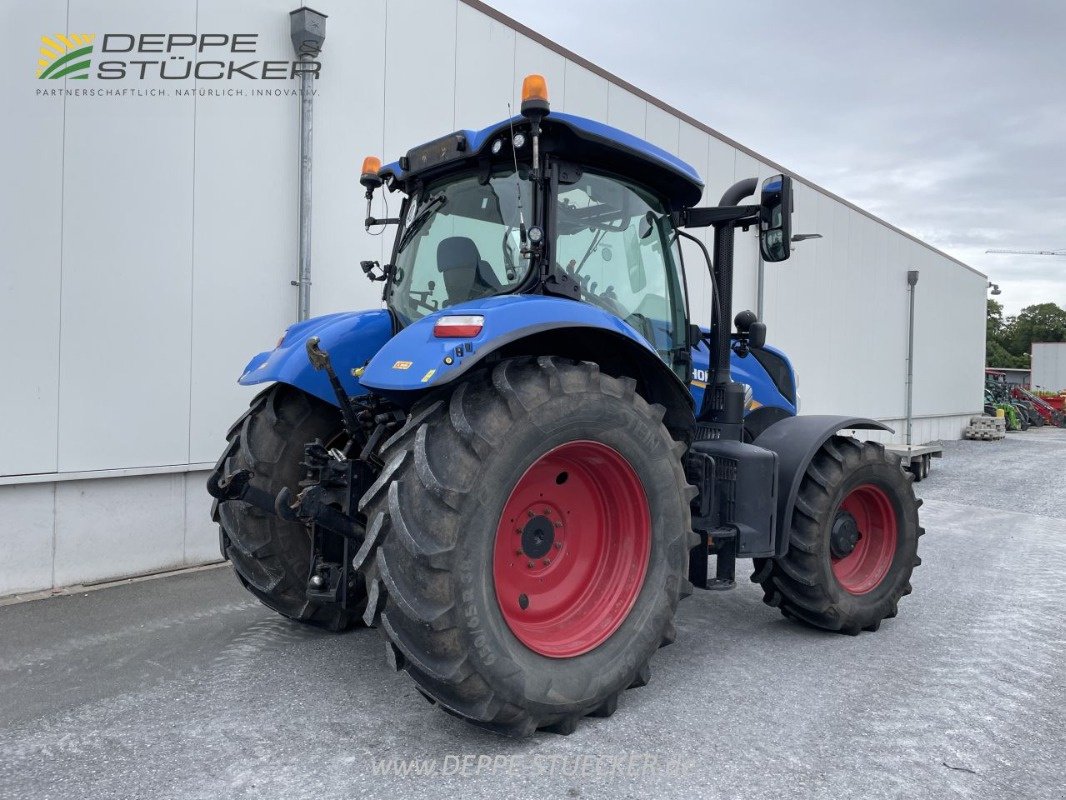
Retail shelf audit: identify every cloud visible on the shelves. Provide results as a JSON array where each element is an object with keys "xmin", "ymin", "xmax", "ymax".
[{"xmin": 486, "ymin": 0, "xmax": 1066, "ymax": 313}]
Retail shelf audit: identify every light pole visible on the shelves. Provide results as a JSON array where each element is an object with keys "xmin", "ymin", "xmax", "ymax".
[{"xmin": 757, "ymin": 233, "xmax": 821, "ymax": 319}]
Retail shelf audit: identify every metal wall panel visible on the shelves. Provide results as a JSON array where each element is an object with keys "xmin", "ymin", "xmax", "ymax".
[
  {"xmin": 455, "ymin": 3, "xmax": 517, "ymax": 131},
  {"xmin": 909, "ymin": 243, "xmax": 987, "ymax": 416},
  {"xmin": 57, "ymin": 1, "xmax": 197, "ymax": 472},
  {"xmin": 645, "ymin": 104, "xmax": 679, "ymax": 153},
  {"xmin": 1032, "ymin": 343, "xmax": 1066, "ymax": 392},
  {"xmin": 562, "ymin": 61, "xmax": 609, "ymax": 121},
  {"xmin": 187, "ymin": 0, "xmax": 309, "ymax": 464},
  {"xmin": 676, "ymin": 123, "xmax": 712, "ymax": 325},
  {"xmin": 383, "ymin": 1, "xmax": 457, "ymax": 159},
  {"xmin": 0, "ymin": 0, "xmax": 66, "ymax": 476},
  {"xmin": 307, "ymin": 0, "xmax": 389, "ymax": 320},
  {"xmin": 729, "ymin": 150, "xmax": 761, "ymax": 316},
  {"xmin": 606, "ymin": 82, "xmax": 645, "ymax": 138}
]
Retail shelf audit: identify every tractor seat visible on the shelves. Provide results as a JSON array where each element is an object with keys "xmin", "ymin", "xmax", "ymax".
[{"xmin": 437, "ymin": 237, "xmax": 501, "ymax": 306}]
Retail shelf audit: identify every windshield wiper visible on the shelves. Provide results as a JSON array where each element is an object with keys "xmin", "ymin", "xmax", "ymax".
[{"xmin": 397, "ymin": 194, "xmax": 447, "ymax": 252}]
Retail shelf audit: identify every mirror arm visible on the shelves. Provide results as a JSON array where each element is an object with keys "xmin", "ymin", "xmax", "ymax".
[{"xmin": 673, "ymin": 204, "xmax": 758, "ymax": 229}]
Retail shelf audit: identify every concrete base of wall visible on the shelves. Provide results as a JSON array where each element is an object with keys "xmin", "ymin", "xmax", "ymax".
[
  {"xmin": 0, "ymin": 469, "xmax": 217, "ymax": 598},
  {"xmin": 858, "ymin": 413, "xmax": 980, "ymax": 445},
  {"xmin": 0, "ymin": 411, "xmax": 980, "ymax": 598}
]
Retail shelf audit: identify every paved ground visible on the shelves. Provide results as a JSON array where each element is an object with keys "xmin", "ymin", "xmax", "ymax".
[{"xmin": 2, "ymin": 428, "xmax": 1065, "ymax": 800}]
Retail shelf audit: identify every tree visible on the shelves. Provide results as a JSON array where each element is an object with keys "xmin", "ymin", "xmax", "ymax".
[
  {"xmin": 986, "ymin": 338, "xmax": 1026, "ymax": 368},
  {"xmin": 983, "ymin": 298, "xmax": 1059, "ymax": 367},
  {"xmin": 1008, "ymin": 302, "xmax": 1066, "ymax": 355},
  {"xmin": 986, "ymin": 299, "xmax": 1021, "ymax": 366},
  {"xmin": 987, "ymin": 298, "xmax": 1004, "ymax": 340}
]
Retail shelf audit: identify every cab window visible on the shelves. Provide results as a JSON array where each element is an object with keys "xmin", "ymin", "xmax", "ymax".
[{"xmin": 554, "ymin": 171, "xmax": 688, "ymax": 377}]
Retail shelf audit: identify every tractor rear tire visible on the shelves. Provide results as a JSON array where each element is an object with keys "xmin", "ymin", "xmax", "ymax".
[
  {"xmin": 752, "ymin": 436, "xmax": 922, "ymax": 635},
  {"xmin": 357, "ymin": 357, "xmax": 694, "ymax": 736},
  {"xmin": 211, "ymin": 385, "xmax": 364, "ymax": 631}
]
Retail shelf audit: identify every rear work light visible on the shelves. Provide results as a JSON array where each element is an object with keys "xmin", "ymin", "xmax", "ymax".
[{"xmin": 433, "ymin": 315, "xmax": 484, "ymax": 338}]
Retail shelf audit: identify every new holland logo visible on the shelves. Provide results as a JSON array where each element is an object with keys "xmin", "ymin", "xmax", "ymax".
[{"xmin": 37, "ymin": 34, "xmax": 95, "ymax": 80}]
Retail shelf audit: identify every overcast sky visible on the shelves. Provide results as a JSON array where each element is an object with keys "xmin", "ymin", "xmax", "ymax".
[{"xmin": 488, "ymin": 0, "xmax": 1066, "ymax": 314}]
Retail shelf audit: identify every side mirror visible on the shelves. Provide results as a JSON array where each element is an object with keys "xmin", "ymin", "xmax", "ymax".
[
  {"xmin": 759, "ymin": 174, "xmax": 793, "ymax": 263},
  {"xmin": 748, "ymin": 322, "xmax": 767, "ymax": 350}
]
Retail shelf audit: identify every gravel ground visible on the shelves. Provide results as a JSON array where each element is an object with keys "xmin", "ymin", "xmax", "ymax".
[{"xmin": 2, "ymin": 427, "xmax": 1064, "ymax": 800}]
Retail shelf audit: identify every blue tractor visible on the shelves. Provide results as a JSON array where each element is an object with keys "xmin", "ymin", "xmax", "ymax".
[{"xmin": 209, "ymin": 75, "xmax": 922, "ymax": 736}]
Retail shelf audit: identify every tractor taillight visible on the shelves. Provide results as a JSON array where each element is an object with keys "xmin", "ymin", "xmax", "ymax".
[{"xmin": 433, "ymin": 315, "xmax": 484, "ymax": 338}]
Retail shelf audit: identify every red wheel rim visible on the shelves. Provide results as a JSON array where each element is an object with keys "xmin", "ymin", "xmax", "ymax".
[
  {"xmin": 492, "ymin": 441, "xmax": 651, "ymax": 658},
  {"xmin": 831, "ymin": 483, "xmax": 898, "ymax": 595}
]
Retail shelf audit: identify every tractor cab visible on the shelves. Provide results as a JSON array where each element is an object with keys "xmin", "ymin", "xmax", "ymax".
[{"xmin": 361, "ymin": 77, "xmax": 701, "ymax": 379}]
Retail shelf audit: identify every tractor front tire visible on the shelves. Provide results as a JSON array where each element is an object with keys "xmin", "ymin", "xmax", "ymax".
[
  {"xmin": 752, "ymin": 436, "xmax": 922, "ymax": 635},
  {"xmin": 358, "ymin": 357, "xmax": 694, "ymax": 736},
  {"xmin": 211, "ymin": 385, "xmax": 364, "ymax": 631}
]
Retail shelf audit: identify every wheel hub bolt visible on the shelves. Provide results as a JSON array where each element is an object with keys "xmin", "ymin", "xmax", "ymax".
[
  {"xmin": 554, "ymin": 541, "xmax": 562, "ymax": 549},
  {"xmin": 542, "ymin": 558, "xmax": 551, "ymax": 566},
  {"xmin": 527, "ymin": 560, "xmax": 535, "ymax": 568}
]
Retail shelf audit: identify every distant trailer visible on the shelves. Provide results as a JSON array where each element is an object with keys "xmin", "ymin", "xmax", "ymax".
[{"xmin": 884, "ymin": 442, "xmax": 944, "ymax": 482}]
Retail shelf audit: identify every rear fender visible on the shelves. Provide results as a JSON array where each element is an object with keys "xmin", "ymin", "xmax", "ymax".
[
  {"xmin": 359, "ymin": 296, "xmax": 692, "ymax": 417},
  {"xmin": 238, "ymin": 310, "xmax": 393, "ymax": 406},
  {"xmin": 753, "ymin": 415, "xmax": 892, "ymax": 557}
]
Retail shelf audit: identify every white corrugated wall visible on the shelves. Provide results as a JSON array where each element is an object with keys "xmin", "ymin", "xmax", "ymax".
[
  {"xmin": 1031, "ymin": 343, "xmax": 1066, "ymax": 392},
  {"xmin": 0, "ymin": 0, "xmax": 985, "ymax": 596}
]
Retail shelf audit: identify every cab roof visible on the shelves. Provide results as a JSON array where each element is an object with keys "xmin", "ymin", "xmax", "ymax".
[{"xmin": 379, "ymin": 111, "xmax": 705, "ymax": 210}]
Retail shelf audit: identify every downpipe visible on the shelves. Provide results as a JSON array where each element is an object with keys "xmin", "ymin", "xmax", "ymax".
[
  {"xmin": 295, "ymin": 54, "xmax": 315, "ymax": 321},
  {"xmin": 905, "ymin": 270, "xmax": 919, "ymax": 446}
]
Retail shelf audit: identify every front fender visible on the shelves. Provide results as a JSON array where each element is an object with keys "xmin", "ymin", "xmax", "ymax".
[
  {"xmin": 754, "ymin": 415, "xmax": 892, "ymax": 557},
  {"xmin": 359, "ymin": 295, "xmax": 667, "ymax": 393},
  {"xmin": 238, "ymin": 309, "xmax": 393, "ymax": 406}
]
